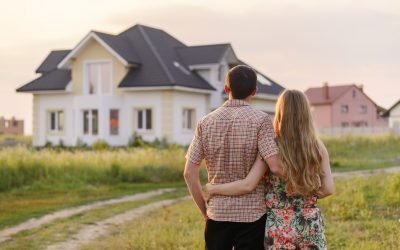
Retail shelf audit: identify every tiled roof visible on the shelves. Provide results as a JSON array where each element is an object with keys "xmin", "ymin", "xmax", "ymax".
[
  {"xmin": 17, "ymin": 69, "xmax": 71, "ymax": 92},
  {"xmin": 305, "ymin": 85, "xmax": 354, "ymax": 105},
  {"xmin": 36, "ymin": 50, "xmax": 70, "ymax": 73},
  {"xmin": 17, "ymin": 24, "xmax": 284, "ymax": 95}
]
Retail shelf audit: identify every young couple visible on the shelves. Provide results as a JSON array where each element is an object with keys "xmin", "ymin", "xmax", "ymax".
[{"xmin": 184, "ymin": 65, "xmax": 334, "ymax": 250}]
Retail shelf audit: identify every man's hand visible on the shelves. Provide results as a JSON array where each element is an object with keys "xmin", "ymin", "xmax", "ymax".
[{"xmin": 184, "ymin": 160, "xmax": 207, "ymax": 219}]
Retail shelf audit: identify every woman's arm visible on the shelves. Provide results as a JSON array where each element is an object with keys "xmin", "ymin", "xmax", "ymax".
[
  {"xmin": 205, "ymin": 155, "xmax": 268, "ymax": 196},
  {"xmin": 317, "ymin": 141, "xmax": 334, "ymax": 199}
]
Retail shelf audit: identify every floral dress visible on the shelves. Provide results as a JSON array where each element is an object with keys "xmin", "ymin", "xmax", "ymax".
[{"xmin": 264, "ymin": 172, "xmax": 327, "ymax": 250}]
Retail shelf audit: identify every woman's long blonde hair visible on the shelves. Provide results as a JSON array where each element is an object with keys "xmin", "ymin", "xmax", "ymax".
[{"xmin": 273, "ymin": 89, "xmax": 323, "ymax": 197}]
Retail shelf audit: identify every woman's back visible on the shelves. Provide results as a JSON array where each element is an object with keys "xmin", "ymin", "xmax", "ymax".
[{"xmin": 264, "ymin": 171, "xmax": 326, "ymax": 249}]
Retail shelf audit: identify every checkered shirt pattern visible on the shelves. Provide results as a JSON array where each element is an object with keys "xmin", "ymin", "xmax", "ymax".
[{"xmin": 186, "ymin": 99, "xmax": 279, "ymax": 222}]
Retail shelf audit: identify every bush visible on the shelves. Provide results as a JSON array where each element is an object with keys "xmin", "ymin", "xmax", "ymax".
[{"xmin": 92, "ymin": 140, "xmax": 109, "ymax": 150}]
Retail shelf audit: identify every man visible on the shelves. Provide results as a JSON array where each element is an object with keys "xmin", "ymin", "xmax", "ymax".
[{"xmin": 184, "ymin": 65, "xmax": 281, "ymax": 250}]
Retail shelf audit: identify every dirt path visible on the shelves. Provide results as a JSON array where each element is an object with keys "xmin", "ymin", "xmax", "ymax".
[
  {"xmin": 46, "ymin": 196, "xmax": 190, "ymax": 250},
  {"xmin": 0, "ymin": 188, "xmax": 176, "ymax": 243},
  {"xmin": 333, "ymin": 166, "xmax": 400, "ymax": 179}
]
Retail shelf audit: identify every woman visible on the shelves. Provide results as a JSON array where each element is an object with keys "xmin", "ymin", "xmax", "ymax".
[{"xmin": 206, "ymin": 89, "xmax": 334, "ymax": 249}]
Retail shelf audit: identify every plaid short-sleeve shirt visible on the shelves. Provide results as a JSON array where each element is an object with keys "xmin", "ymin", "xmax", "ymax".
[{"xmin": 186, "ymin": 99, "xmax": 279, "ymax": 222}]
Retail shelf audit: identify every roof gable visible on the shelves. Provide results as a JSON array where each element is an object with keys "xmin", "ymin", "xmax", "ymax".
[{"xmin": 58, "ymin": 32, "xmax": 139, "ymax": 68}]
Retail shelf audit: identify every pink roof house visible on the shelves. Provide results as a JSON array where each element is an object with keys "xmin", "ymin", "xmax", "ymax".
[{"xmin": 305, "ymin": 83, "xmax": 388, "ymax": 130}]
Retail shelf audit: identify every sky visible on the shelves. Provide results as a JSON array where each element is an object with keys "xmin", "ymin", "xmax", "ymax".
[{"xmin": 1, "ymin": 0, "xmax": 399, "ymax": 134}]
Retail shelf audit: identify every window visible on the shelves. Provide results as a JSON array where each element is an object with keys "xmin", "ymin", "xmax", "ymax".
[
  {"xmin": 341, "ymin": 105, "xmax": 349, "ymax": 113},
  {"xmin": 48, "ymin": 111, "xmax": 64, "ymax": 132},
  {"xmin": 341, "ymin": 122, "xmax": 349, "ymax": 127},
  {"xmin": 85, "ymin": 62, "xmax": 111, "ymax": 95},
  {"xmin": 83, "ymin": 109, "xmax": 98, "ymax": 135},
  {"xmin": 182, "ymin": 109, "xmax": 195, "ymax": 131},
  {"xmin": 352, "ymin": 90, "xmax": 356, "ymax": 98},
  {"xmin": 360, "ymin": 105, "xmax": 367, "ymax": 114},
  {"xmin": 110, "ymin": 109, "xmax": 119, "ymax": 135},
  {"xmin": 136, "ymin": 109, "xmax": 152, "ymax": 131}
]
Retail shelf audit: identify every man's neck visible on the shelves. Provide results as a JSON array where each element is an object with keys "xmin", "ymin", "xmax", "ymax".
[{"xmin": 228, "ymin": 95, "xmax": 252, "ymax": 103}]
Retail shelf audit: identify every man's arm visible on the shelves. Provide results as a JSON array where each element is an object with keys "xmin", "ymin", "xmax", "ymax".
[
  {"xmin": 184, "ymin": 160, "xmax": 207, "ymax": 219},
  {"xmin": 258, "ymin": 115, "xmax": 283, "ymax": 176}
]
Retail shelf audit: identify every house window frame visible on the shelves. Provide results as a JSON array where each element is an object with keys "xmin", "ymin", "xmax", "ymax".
[
  {"xmin": 134, "ymin": 108, "xmax": 153, "ymax": 133},
  {"xmin": 182, "ymin": 108, "xmax": 196, "ymax": 132},
  {"xmin": 47, "ymin": 110, "xmax": 65, "ymax": 134},
  {"xmin": 341, "ymin": 104, "xmax": 349, "ymax": 113},
  {"xmin": 360, "ymin": 105, "xmax": 367, "ymax": 114},
  {"xmin": 83, "ymin": 60, "xmax": 113, "ymax": 96},
  {"xmin": 82, "ymin": 109, "xmax": 99, "ymax": 136}
]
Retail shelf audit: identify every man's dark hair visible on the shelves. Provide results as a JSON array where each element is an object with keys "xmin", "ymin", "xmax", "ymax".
[{"xmin": 226, "ymin": 65, "xmax": 257, "ymax": 99}]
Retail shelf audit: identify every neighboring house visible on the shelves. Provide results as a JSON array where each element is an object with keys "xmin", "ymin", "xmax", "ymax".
[
  {"xmin": 0, "ymin": 117, "xmax": 24, "ymax": 135},
  {"xmin": 383, "ymin": 100, "xmax": 400, "ymax": 135},
  {"xmin": 305, "ymin": 83, "xmax": 388, "ymax": 135},
  {"xmin": 17, "ymin": 24, "xmax": 284, "ymax": 146}
]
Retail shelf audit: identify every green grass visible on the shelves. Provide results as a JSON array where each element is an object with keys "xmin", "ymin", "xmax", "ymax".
[
  {"xmin": 0, "ymin": 182, "xmax": 185, "ymax": 230},
  {"xmin": 0, "ymin": 189, "xmax": 189, "ymax": 250},
  {"xmin": 80, "ymin": 174, "xmax": 400, "ymax": 250},
  {"xmin": 323, "ymin": 134, "xmax": 400, "ymax": 171}
]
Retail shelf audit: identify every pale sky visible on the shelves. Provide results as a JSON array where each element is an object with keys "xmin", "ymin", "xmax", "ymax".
[{"xmin": 1, "ymin": 0, "xmax": 399, "ymax": 134}]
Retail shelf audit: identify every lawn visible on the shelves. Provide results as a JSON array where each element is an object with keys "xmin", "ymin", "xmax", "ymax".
[{"xmin": 80, "ymin": 174, "xmax": 400, "ymax": 250}]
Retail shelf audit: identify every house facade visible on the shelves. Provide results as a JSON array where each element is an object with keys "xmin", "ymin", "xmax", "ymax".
[
  {"xmin": 17, "ymin": 24, "xmax": 284, "ymax": 146},
  {"xmin": 383, "ymin": 100, "xmax": 400, "ymax": 135},
  {"xmin": 0, "ymin": 117, "xmax": 24, "ymax": 135},
  {"xmin": 305, "ymin": 83, "xmax": 388, "ymax": 134}
]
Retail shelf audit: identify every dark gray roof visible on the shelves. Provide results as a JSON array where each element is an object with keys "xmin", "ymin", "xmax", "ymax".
[
  {"xmin": 176, "ymin": 44, "xmax": 230, "ymax": 65},
  {"xmin": 36, "ymin": 50, "xmax": 70, "ymax": 73},
  {"xmin": 16, "ymin": 69, "xmax": 71, "ymax": 92},
  {"xmin": 17, "ymin": 24, "xmax": 283, "ymax": 94},
  {"xmin": 94, "ymin": 31, "xmax": 140, "ymax": 64},
  {"xmin": 118, "ymin": 25, "xmax": 214, "ymax": 90},
  {"xmin": 383, "ymin": 100, "xmax": 400, "ymax": 117}
]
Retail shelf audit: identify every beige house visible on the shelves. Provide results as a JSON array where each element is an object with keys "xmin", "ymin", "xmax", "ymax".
[
  {"xmin": 17, "ymin": 24, "xmax": 284, "ymax": 146},
  {"xmin": 0, "ymin": 117, "xmax": 24, "ymax": 135}
]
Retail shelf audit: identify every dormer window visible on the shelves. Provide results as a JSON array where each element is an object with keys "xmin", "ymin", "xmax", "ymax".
[
  {"xmin": 257, "ymin": 73, "xmax": 272, "ymax": 86},
  {"xmin": 84, "ymin": 61, "xmax": 112, "ymax": 95}
]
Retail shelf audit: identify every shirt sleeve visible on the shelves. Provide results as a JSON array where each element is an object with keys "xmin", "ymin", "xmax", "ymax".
[
  {"xmin": 258, "ymin": 115, "xmax": 279, "ymax": 160},
  {"xmin": 185, "ymin": 120, "xmax": 205, "ymax": 165}
]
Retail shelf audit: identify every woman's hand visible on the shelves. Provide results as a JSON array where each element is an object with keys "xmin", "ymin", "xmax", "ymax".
[{"xmin": 205, "ymin": 183, "xmax": 215, "ymax": 196}]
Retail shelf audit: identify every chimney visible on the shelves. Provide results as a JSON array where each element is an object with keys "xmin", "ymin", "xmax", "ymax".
[
  {"xmin": 323, "ymin": 82, "xmax": 329, "ymax": 99},
  {"xmin": 358, "ymin": 84, "xmax": 363, "ymax": 92}
]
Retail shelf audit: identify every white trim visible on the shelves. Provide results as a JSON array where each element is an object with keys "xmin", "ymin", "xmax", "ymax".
[
  {"xmin": 120, "ymin": 85, "xmax": 213, "ymax": 94},
  {"xmin": 30, "ymin": 90, "xmax": 70, "ymax": 94},
  {"xmin": 58, "ymin": 32, "xmax": 128, "ymax": 69},
  {"xmin": 188, "ymin": 63, "xmax": 219, "ymax": 70},
  {"xmin": 83, "ymin": 60, "xmax": 113, "ymax": 96}
]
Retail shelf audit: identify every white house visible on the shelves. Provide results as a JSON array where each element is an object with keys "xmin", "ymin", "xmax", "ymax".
[
  {"xmin": 17, "ymin": 24, "xmax": 284, "ymax": 146},
  {"xmin": 383, "ymin": 100, "xmax": 400, "ymax": 135}
]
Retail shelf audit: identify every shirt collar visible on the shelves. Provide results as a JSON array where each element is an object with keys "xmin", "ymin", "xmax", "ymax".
[{"xmin": 222, "ymin": 99, "xmax": 250, "ymax": 107}]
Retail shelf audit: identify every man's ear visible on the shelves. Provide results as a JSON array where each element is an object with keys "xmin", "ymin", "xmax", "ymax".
[
  {"xmin": 224, "ymin": 85, "xmax": 230, "ymax": 95},
  {"xmin": 251, "ymin": 87, "xmax": 257, "ymax": 97}
]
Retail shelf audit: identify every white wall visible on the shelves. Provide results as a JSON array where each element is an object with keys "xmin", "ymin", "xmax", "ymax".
[
  {"xmin": 389, "ymin": 104, "xmax": 400, "ymax": 135},
  {"xmin": 34, "ymin": 93, "xmax": 75, "ymax": 146},
  {"xmin": 172, "ymin": 91, "xmax": 209, "ymax": 145}
]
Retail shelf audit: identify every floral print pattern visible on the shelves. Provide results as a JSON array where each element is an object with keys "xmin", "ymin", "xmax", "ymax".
[{"xmin": 264, "ymin": 172, "xmax": 327, "ymax": 250}]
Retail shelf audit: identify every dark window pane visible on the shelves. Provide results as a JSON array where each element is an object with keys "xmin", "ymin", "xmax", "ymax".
[
  {"xmin": 146, "ymin": 109, "xmax": 152, "ymax": 130},
  {"xmin": 83, "ymin": 111, "xmax": 89, "ymax": 134},
  {"xmin": 50, "ymin": 112, "xmax": 56, "ymax": 130},
  {"xmin": 92, "ymin": 110, "xmax": 98, "ymax": 135},
  {"xmin": 138, "ymin": 110, "xmax": 143, "ymax": 129}
]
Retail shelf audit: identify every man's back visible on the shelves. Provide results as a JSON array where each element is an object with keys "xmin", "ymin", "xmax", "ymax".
[{"xmin": 186, "ymin": 99, "xmax": 278, "ymax": 222}]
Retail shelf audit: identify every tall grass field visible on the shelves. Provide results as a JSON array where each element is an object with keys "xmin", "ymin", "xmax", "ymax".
[
  {"xmin": 80, "ymin": 174, "xmax": 400, "ymax": 250},
  {"xmin": 0, "ymin": 134, "xmax": 399, "ymax": 192}
]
